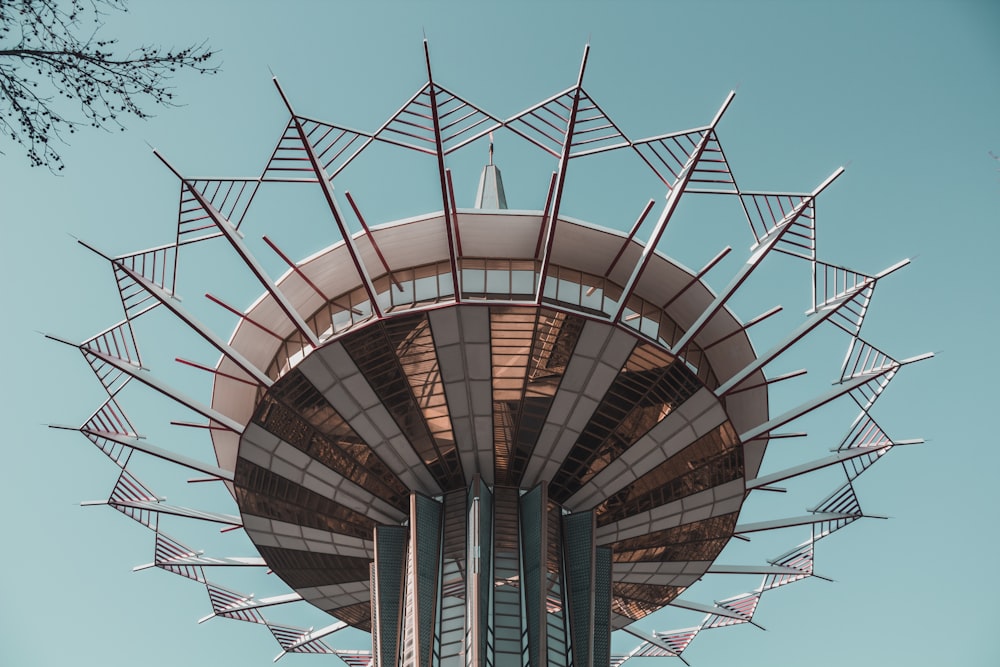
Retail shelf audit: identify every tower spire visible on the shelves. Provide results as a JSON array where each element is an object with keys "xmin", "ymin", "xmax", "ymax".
[{"xmin": 475, "ymin": 132, "xmax": 507, "ymax": 209}]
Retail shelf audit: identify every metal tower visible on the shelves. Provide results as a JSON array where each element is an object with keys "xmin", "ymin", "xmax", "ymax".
[{"xmin": 50, "ymin": 42, "xmax": 929, "ymax": 666}]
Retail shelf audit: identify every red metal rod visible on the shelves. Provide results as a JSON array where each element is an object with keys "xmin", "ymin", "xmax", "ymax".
[
  {"xmin": 445, "ymin": 168, "xmax": 463, "ymax": 257},
  {"xmin": 261, "ymin": 236, "xmax": 366, "ymax": 315},
  {"xmin": 661, "ymin": 246, "xmax": 733, "ymax": 311},
  {"xmin": 535, "ymin": 171, "xmax": 558, "ymax": 258},
  {"xmin": 535, "ymin": 48, "xmax": 590, "ymax": 303},
  {"xmin": 343, "ymin": 191, "xmax": 402, "ymax": 292},
  {"xmin": 726, "ymin": 368, "xmax": 806, "ymax": 396},
  {"xmin": 605, "ymin": 199, "xmax": 655, "ymax": 278},
  {"xmin": 423, "ymin": 40, "xmax": 463, "ymax": 304},
  {"xmin": 171, "ymin": 421, "xmax": 231, "ymax": 431},
  {"xmin": 271, "ymin": 80, "xmax": 384, "ymax": 320},
  {"xmin": 261, "ymin": 235, "xmax": 329, "ymax": 300},
  {"xmin": 702, "ymin": 305, "xmax": 783, "ymax": 351},
  {"xmin": 204, "ymin": 293, "xmax": 284, "ymax": 340},
  {"xmin": 175, "ymin": 357, "xmax": 261, "ymax": 386},
  {"xmin": 261, "ymin": 236, "xmax": 329, "ymax": 301}
]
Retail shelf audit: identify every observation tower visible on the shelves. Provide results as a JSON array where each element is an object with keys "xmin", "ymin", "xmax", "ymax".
[{"xmin": 51, "ymin": 43, "xmax": 929, "ymax": 666}]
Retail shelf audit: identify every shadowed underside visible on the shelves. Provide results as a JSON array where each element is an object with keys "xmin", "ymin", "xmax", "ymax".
[{"xmin": 230, "ymin": 204, "xmax": 759, "ymax": 664}]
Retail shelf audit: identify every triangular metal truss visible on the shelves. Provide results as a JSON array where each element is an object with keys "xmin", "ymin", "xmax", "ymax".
[
  {"xmin": 741, "ymin": 191, "xmax": 816, "ymax": 259},
  {"xmin": 823, "ymin": 280, "xmax": 875, "ymax": 337},
  {"xmin": 655, "ymin": 627, "xmax": 700, "ymax": 655},
  {"xmin": 201, "ymin": 583, "xmax": 302, "ymax": 625},
  {"xmin": 814, "ymin": 260, "xmax": 875, "ymax": 314},
  {"xmin": 375, "ymin": 82, "xmax": 501, "ymax": 156},
  {"xmin": 152, "ymin": 531, "xmax": 208, "ymax": 583},
  {"xmin": 839, "ymin": 411, "xmax": 897, "ymax": 481},
  {"xmin": 100, "ymin": 468, "xmax": 243, "ymax": 529},
  {"xmin": 113, "ymin": 243, "xmax": 179, "ymax": 319},
  {"xmin": 632, "ymin": 127, "xmax": 738, "ymax": 193},
  {"xmin": 205, "ymin": 582, "xmax": 267, "ymax": 624},
  {"xmin": 841, "ymin": 336, "xmax": 900, "ymax": 382},
  {"xmin": 840, "ymin": 337, "xmax": 900, "ymax": 411},
  {"xmin": 333, "ymin": 650, "xmax": 375, "ymax": 667},
  {"xmin": 763, "ymin": 540, "xmax": 815, "ymax": 591},
  {"xmin": 79, "ymin": 396, "xmax": 137, "ymax": 467},
  {"xmin": 505, "ymin": 85, "xmax": 630, "ymax": 159},
  {"xmin": 264, "ymin": 116, "xmax": 372, "ymax": 182},
  {"xmin": 142, "ymin": 530, "xmax": 266, "ymax": 583},
  {"xmin": 269, "ymin": 621, "xmax": 347, "ymax": 660},
  {"xmin": 702, "ymin": 592, "xmax": 761, "ymax": 629},
  {"xmin": 78, "ymin": 319, "xmax": 141, "ymax": 395},
  {"xmin": 177, "ymin": 178, "xmax": 259, "ymax": 244},
  {"xmin": 811, "ymin": 482, "xmax": 865, "ymax": 541},
  {"xmin": 107, "ymin": 468, "xmax": 161, "ymax": 529}
]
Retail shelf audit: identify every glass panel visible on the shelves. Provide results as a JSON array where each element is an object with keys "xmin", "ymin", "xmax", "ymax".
[
  {"xmin": 511, "ymin": 262, "xmax": 536, "ymax": 295},
  {"xmin": 266, "ymin": 258, "xmax": 707, "ymax": 405},
  {"xmin": 255, "ymin": 545, "xmax": 371, "ymax": 589},
  {"xmin": 612, "ymin": 582, "xmax": 685, "ymax": 621},
  {"xmin": 332, "ymin": 308, "xmax": 352, "ymax": 333},
  {"xmin": 392, "ymin": 269, "xmax": 415, "ymax": 309},
  {"xmin": 491, "ymin": 308, "xmax": 585, "ymax": 485},
  {"xmin": 486, "ymin": 267, "xmax": 510, "ymax": 295},
  {"xmin": 548, "ymin": 343, "xmax": 702, "ymax": 504},
  {"xmin": 581, "ymin": 278, "xmax": 603, "ymax": 311},
  {"xmin": 610, "ymin": 513, "xmax": 739, "ymax": 563},
  {"xmin": 462, "ymin": 258, "xmax": 486, "ymax": 294},
  {"xmin": 414, "ymin": 275, "xmax": 438, "ymax": 303},
  {"xmin": 234, "ymin": 459, "xmax": 376, "ymax": 539},
  {"xmin": 439, "ymin": 269, "xmax": 455, "ymax": 297},
  {"xmin": 331, "ymin": 601, "xmax": 372, "ymax": 632},
  {"xmin": 543, "ymin": 275, "xmax": 558, "ymax": 299},
  {"xmin": 594, "ymin": 423, "xmax": 742, "ymax": 528},
  {"xmin": 341, "ymin": 313, "xmax": 464, "ymax": 491},
  {"xmin": 253, "ymin": 369, "xmax": 411, "ymax": 511},
  {"xmin": 556, "ymin": 270, "xmax": 582, "ymax": 305}
]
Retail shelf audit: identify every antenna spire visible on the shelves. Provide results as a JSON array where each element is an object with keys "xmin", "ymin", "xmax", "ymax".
[{"xmin": 475, "ymin": 133, "xmax": 506, "ymax": 209}]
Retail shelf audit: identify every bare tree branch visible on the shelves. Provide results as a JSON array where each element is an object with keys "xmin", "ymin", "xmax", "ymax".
[{"xmin": 0, "ymin": 0, "xmax": 218, "ymax": 171}]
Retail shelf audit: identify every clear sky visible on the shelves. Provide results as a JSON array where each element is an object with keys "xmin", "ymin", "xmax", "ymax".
[{"xmin": 2, "ymin": 1, "xmax": 998, "ymax": 665}]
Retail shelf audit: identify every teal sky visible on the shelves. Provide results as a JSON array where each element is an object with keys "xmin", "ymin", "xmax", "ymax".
[{"xmin": 2, "ymin": 1, "xmax": 998, "ymax": 665}]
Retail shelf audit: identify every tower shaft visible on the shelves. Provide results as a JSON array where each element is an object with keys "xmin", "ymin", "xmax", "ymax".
[{"xmin": 371, "ymin": 478, "xmax": 611, "ymax": 667}]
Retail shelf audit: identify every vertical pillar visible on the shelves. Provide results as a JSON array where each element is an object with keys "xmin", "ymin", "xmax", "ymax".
[
  {"xmin": 543, "ymin": 496, "xmax": 570, "ymax": 666},
  {"xmin": 593, "ymin": 547, "xmax": 612, "ymax": 667},
  {"xmin": 466, "ymin": 477, "xmax": 493, "ymax": 667},
  {"xmin": 371, "ymin": 482, "xmax": 596, "ymax": 666},
  {"xmin": 519, "ymin": 483, "xmax": 557, "ymax": 667},
  {"xmin": 492, "ymin": 486, "xmax": 523, "ymax": 663},
  {"xmin": 402, "ymin": 494, "xmax": 442, "ymax": 667},
  {"xmin": 373, "ymin": 525, "xmax": 408, "ymax": 667},
  {"xmin": 437, "ymin": 489, "xmax": 468, "ymax": 665},
  {"xmin": 563, "ymin": 511, "xmax": 596, "ymax": 667}
]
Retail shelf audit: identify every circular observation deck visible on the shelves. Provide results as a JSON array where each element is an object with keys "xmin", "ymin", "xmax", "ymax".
[{"xmin": 211, "ymin": 209, "xmax": 769, "ymax": 629}]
